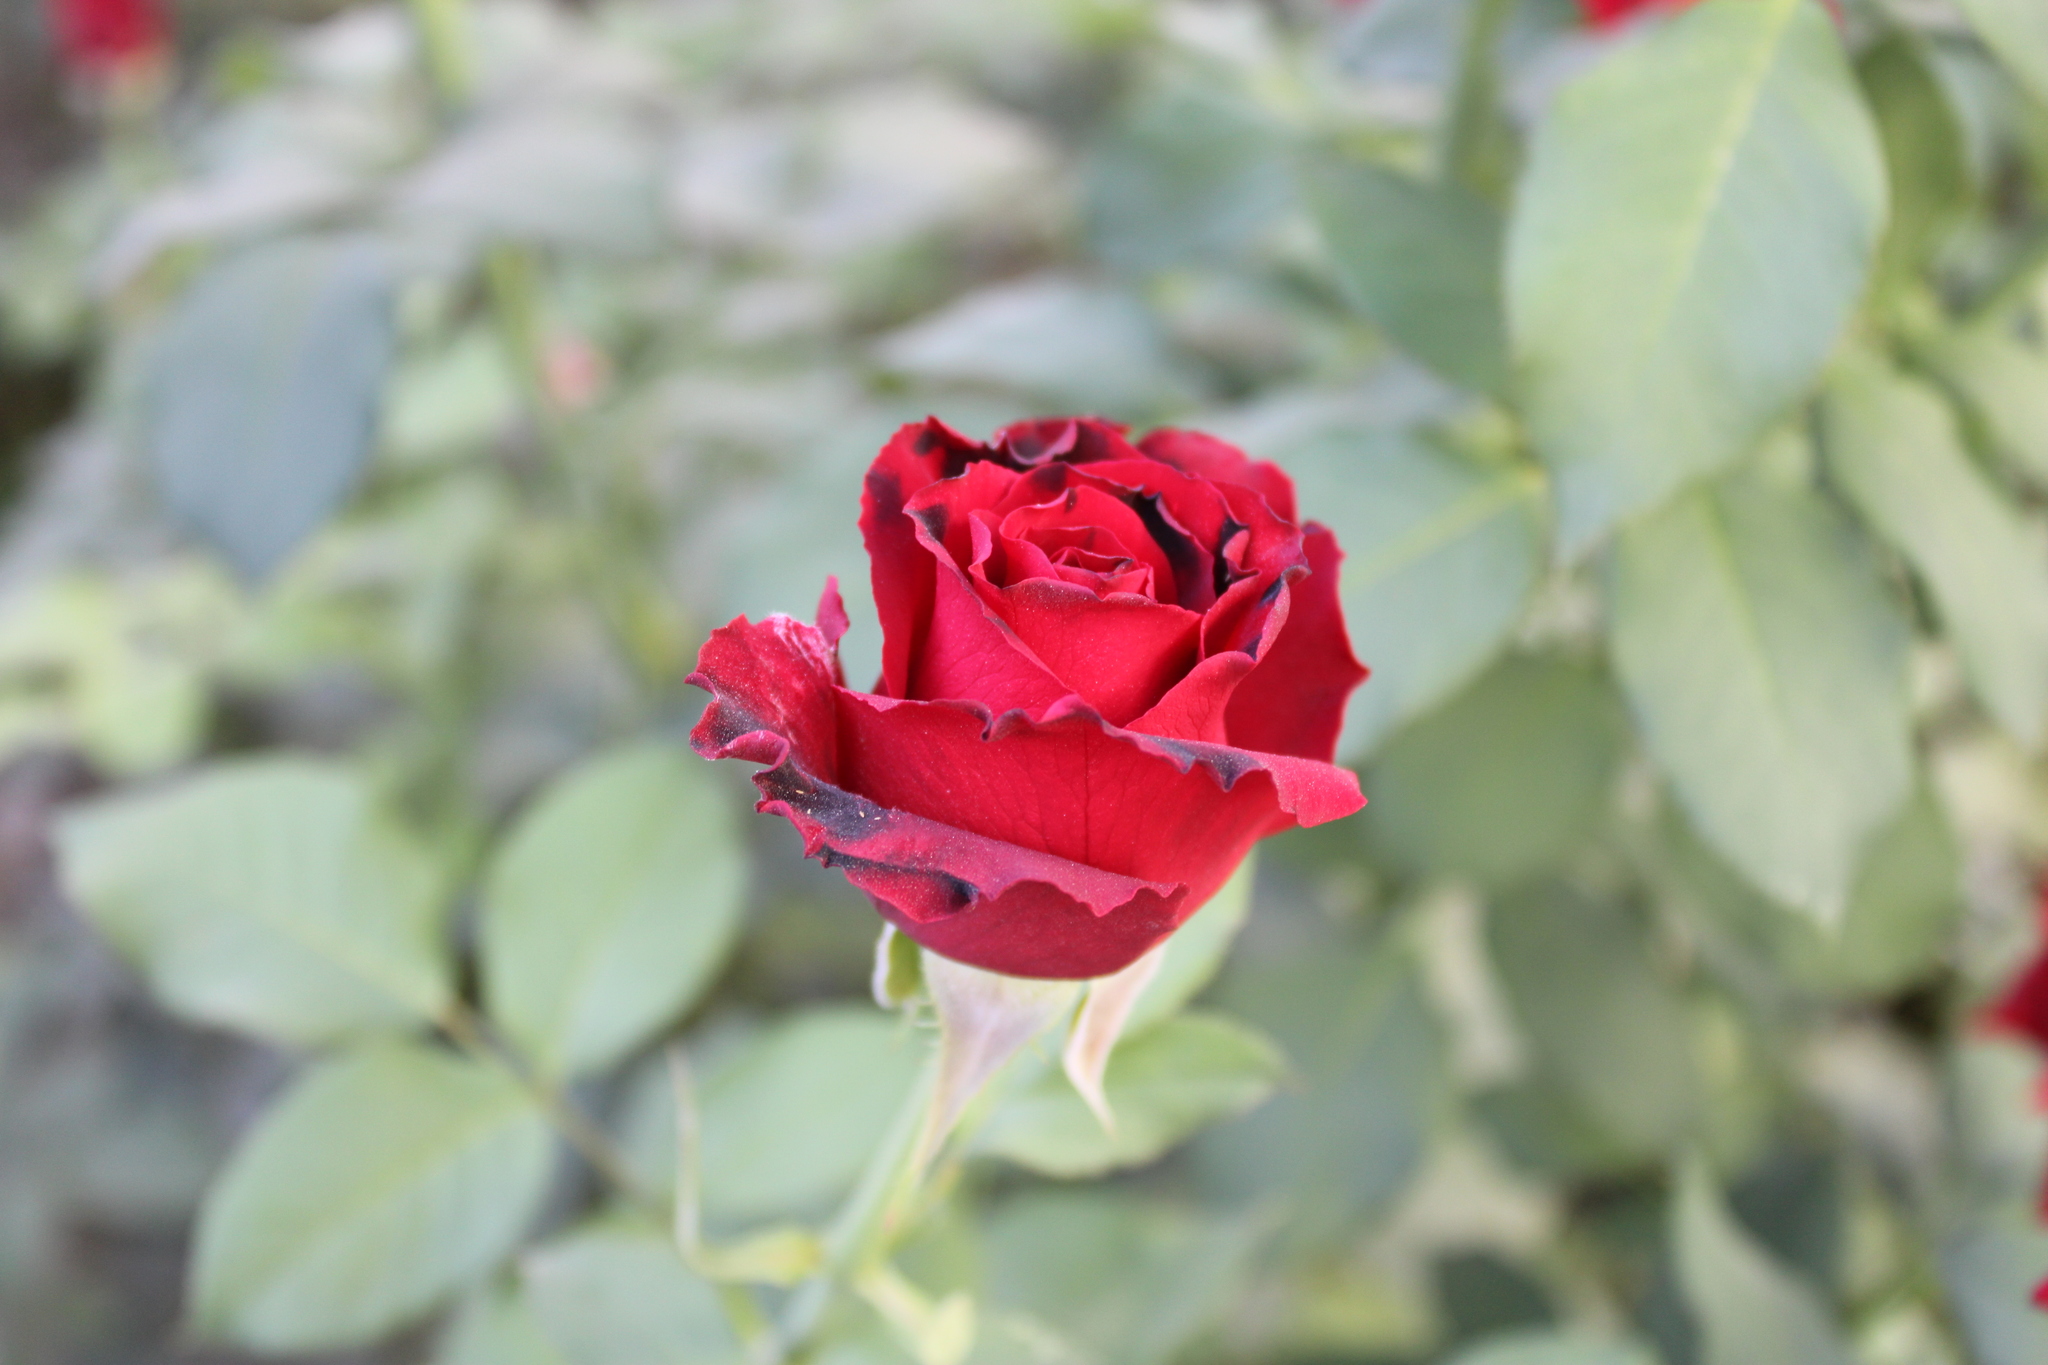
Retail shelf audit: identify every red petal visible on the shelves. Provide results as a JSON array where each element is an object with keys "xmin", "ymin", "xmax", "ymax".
[
  {"xmin": 1989, "ymin": 948, "xmax": 2048, "ymax": 1054},
  {"xmin": 974, "ymin": 577, "xmax": 1202, "ymax": 726},
  {"xmin": 1224, "ymin": 524, "xmax": 1370, "ymax": 762},
  {"xmin": 861, "ymin": 419, "xmax": 989, "ymax": 697},
  {"xmin": 1138, "ymin": 427, "xmax": 1299, "ymax": 524}
]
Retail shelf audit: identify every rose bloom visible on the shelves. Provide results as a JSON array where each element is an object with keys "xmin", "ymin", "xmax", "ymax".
[
  {"xmin": 690, "ymin": 417, "xmax": 1368, "ymax": 979},
  {"xmin": 1986, "ymin": 886, "xmax": 2048, "ymax": 1308},
  {"xmin": 44, "ymin": 0, "xmax": 168, "ymax": 74}
]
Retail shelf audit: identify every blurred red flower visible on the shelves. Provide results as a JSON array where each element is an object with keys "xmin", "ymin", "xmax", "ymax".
[
  {"xmin": 44, "ymin": 0, "xmax": 168, "ymax": 75},
  {"xmin": 1987, "ymin": 881, "xmax": 2048, "ymax": 1308},
  {"xmin": 1579, "ymin": 0, "xmax": 1697, "ymax": 25}
]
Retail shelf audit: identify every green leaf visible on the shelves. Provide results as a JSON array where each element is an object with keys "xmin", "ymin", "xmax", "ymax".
[
  {"xmin": 434, "ymin": 1281, "xmax": 568, "ymax": 1365},
  {"xmin": 1505, "ymin": 0, "xmax": 1886, "ymax": 552},
  {"xmin": 1489, "ymin": 884, "xmax": 1698, "ymax": 1155},
  {"xmin": 522, "ymin": 1222, "xmax": 744, "ymax": 1365},
  {"xmin": 1655, "ymin": 785, "xmax": 1961, "ymax": 999},
  {"xmin": 1302, "ymin": 153, "xmax": 1508, "ymax": 395},
  {"xmin": 1951, "ymin": 0, "xmax": 2048, "ymax": 109},
  {"xmin": 1125, "ymin": 852, "xmax": 1255, "ymax": 1034},
  {"xmin": 975, "ymin": 1013, "xmax": 1287, "ymax": 1179},
  {"xmin": 190, "ymin": 1041, "xmax": 554, "ymax": 1351},
  {"xmin": 618, "ymin": 1005, "xmax": 925, "ymax": 1225},
  {"xmin": 1084, "ymin": 74, "xmax": 1295, "ymax": 275},
  {"xmin": 56, "ymin": 757, "xmax": 451, "ymax": 1047},
  {"xmin": 481, "ymin": 742, "xmax": 747, "ymax": 1080},
  {"xmin": 1606, "ymin": 462, "xmax": 1913, "ymax": 922},
  {"xmin": 1858, "ymin": 34, "xmax": 1972, "ymax": 293},
  {"xmin": 1940, "ymin": 1222, "xmax": 2048, "ymax": 1365},
  {"xmin": 1911, "ymin": 309, "xmax": 2048, "ymax": 485},
  {"xmin": 1283, "ymin": 427, "xmax": 1545, "ymax": 759},
  {"xmin": 1363, "ymin": 652, "xmax": 1628, "ymax": 890},
  {"xmin": 1447, "ymin": 1331, "xmax": 1656, "ymax": 1365},
  {"xmin": 979, "ymin": 1191, "xmax": 1264, "ymax": 1365},
  {"xmin": 1194, "ymin": 947, "xmax": 1441, "ymax": 1246},
  {"xmin": 1822, "ymin": 351, "xmax": 2048, "ymax": 746},
  {"xmin": 145, "ymin": 234, "xmax": 396, "ymax": 580},
  {"xmin": 1670, "ymin": 1159, "xmax": 1854, "ymax": 1365}
]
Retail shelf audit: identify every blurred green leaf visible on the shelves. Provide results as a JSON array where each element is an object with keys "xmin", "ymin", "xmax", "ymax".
[
  {"xmin": 145, "ymin": 234, "xmax": 396, "ymax": 580},
  {"xmin": 1670, "ymin": 1159, "xmax": 1853, "ymax": 1365},
  {"xmin": 1911, "ymin": 308, "xmax": 2048, "ymax": 485},
  {"xmin": 1446, "ymin": 1331, "xmax": 1655, "ymax": 1365},
  {"xmin": 619, "ymin": 1005, "xmax": 925, "ymax": 1226},
  {"xmin": 1195, "ymin": 945, "xmax": 1440, "ymax": 1245},
  {"xmin": 1302, "ymin": 153, "xmax": 1508, "ymax": 395},
  {"xmin": 434, "ymin": 1281, "xmax": 568, "ymax": 1365},
  {"xmin": 1657, "ymin": 785, "xmax": 1960, "ymax": 999},
  {"xmin": 1858, "ymin": 34, "xmax": 1972, "ymax": 293},
  {"xmin": 1284, "ymin": 427, "xmax": 1545, "ymax": 759},
  {"xmin": 975, "ymin": 1013, "xmax": 1286, "ymax": 1179},
  {"xmin": 1490, "ymin": 884, "xmax": 1698, "ymax": 1155},
  {"xmin": 522, "ymin": 1222, "xmax": 744, "ymax": 1365},
  {"xmin": 1940, "ymin": 1221, "xmax": 2048, "ymax": 1365},
  {"xmin": 190, "ymin": 1041, "xmax": 554, "ymax": 1352},
  {"xmin": 56, "ymin": 757, "xmax": 451, "ymax": 1047},
  {"xmin": 1606, "ymin": 463, "xmax": 1912, "ymax": 923},
  {"xmin": 1951, "ymin": 0, "xmax": 2048, "ymax": 108},
  {"xmin": 398, "ymin": 109, "xmax": 667, "ymax": 258},
  {"xmin": 1125, "ymin": 853, "xmax": 1255, "ymax": 1034},
  {"xmin": 874, "ymin": 275, "xmax": 1191, "ymax": 415},
  {"xmin": 381, "ymin": 329, "xmax": 520, "ymax": 468},
  {"xmin": 1823, "ymin": 350, "xmax": 2048, "ymax": 746},
  {"xmin": 979, "ymin": 1191, "xmax": 1263, "ymax": 1365},
  {"xmin": 1505, "ymin": 0, "xmax": 1885, "ymax": 552},
  {"xmin": 1085, "ymin": 75, "xmax": 1294, "ymax": 274},
  {"xmin": 1363, "ymin": 652, "xmax": 1627, "ymax": 890},
  {"xmin": 481, "ymin": 742, "xmax": 747, "ymax": 1080}
]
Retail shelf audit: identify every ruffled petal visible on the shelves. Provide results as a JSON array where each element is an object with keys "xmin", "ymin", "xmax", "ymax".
[
  {"xmin": 1138, "ymin": 427, "xmax": 1299, "ymax": 523},
  {"xmin": 1224, "ymin": 524, "xmax": 1370, "ymax": 763}
]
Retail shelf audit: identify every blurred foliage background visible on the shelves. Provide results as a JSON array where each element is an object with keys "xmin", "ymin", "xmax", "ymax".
[{"xmin": 7, "ymin": 0, "xmax": 2048, "ymax": 1362}]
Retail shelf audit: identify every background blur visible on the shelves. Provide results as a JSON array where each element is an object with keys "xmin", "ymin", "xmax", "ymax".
[{"xmin": 7, "ymin": 0, "xmax": 2048, "ymax": 1363}]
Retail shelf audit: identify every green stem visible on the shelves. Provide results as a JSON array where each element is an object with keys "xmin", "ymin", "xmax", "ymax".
[
  {"xmin": 773, "ymin": 1052, "xmax": 940, "ymax": 1362},
  {"xmin": 441, "ymin": 1003, "xmax": 657, "ymax": 1207}
]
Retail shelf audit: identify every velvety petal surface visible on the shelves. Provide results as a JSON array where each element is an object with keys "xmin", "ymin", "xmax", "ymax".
[{"xmin": 1224, "ymin": 524, "xmax": 1369, "ymax": 762}]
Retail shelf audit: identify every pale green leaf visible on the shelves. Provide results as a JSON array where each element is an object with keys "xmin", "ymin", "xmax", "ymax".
[
  {"xmin": 1490, "ymin": 884, "xmax": 1697, "ymax": 1155},
  {"xmin": 1282, "ymin": 427, "xmax": 1545, "ymax": 759},
  {"xmin": 1823, "ymin": 350, "xmax": 2048, "ymax": 746},
  {"xmin": 1363, "ymin": 652, "xmax": 1628, "ymax": 890},
  {"xmin": 1940, "ymin": 1222, "xmax": 2048, "ymax": 1365},
  {"xmin": 190, "ymin": 1041, "xmax": 554, "ymax": 1351},
  {"xmin": 1911, "ymin": 309, "xmax": 2048, "ymax": 485},
  {"xmin": 1858, "ymin": 34, "xmax": 1972, "ymax": 291},
  {"xmin": 618, "ymin": 1006, "xmax": 924, "ymax": 1225},
  {"xmin": 146, "ymin": 234, "xmax": 395, "ymax": 580},
  {"xmin": 1951, "ymin": 0, "xmax": 2048, "ymax": 109},
  {"xmin": 1606, "ymin": 465, "xmax": 1912, "ymax": 922},
  {"xmin": 1302, "ymin": 153, "xmax": 1508, "ymax": 395},
  {"xmin": 975, "ymin": 1013, "xmax": 1287, "ymax": 1179},
  {"xmin": 56, "ymin": 757, "xmax": 451, "ymax": 1047},
  {"xmin": 1671, "ymin": 1159, "xmax": 1854, "ymax": 1365},
  {"xmin": 481, "ymin": 741, "xmax": 747, "ymax": 1079},
  {"xmin": 434, "ymin": 1281, "xmax": 568, "ymax": 1365},
  {"xmin": 1506, "ymin": 0, "xmax": 1886, "ymax": 552},
  {"xmin": 522, "ymin": 1222, "xmax": 744, "ymax": 1365}
]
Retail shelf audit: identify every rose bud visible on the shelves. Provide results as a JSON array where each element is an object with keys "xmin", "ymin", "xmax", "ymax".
[{"xmin": 690, "ymin": 416, "xmax": 1368, "ymax": 980}]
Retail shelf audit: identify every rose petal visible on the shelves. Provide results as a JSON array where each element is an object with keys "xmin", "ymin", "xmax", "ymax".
[
  {"xmin": 1224, "ymin": 524, "xmax": 1370, "ymax": 763},
  {"xmin": 973, "ymin": 577, "xmax": 1202, "ymax": 726},
  {"xmin": 862, "ymin": 418, "xmax": 989, "ymax": 697},
  {"xmin": 1138, "ymin": 427, "xmax": 1298, "ymax": 523}
]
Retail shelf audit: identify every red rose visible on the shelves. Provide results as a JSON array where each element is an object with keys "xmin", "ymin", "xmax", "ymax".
[
  {"xmin": 689, "ymin": 416, "xmax": 1368, "ymax": 979},
  {"xmin": 44, "ymin": 0, "xmax": 168, "ymax": 74},
  {"xmin": 1987, "ymin": 881, "xmax": 2048, "ymax": 1308}
]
